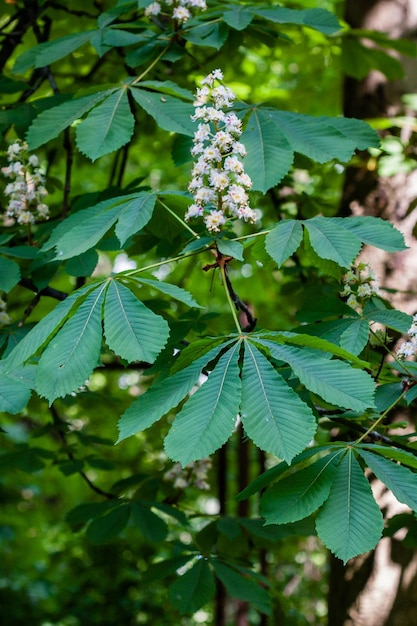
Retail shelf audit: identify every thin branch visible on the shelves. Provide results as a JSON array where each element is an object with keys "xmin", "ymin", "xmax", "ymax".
[
  {"xmin": 50, "ymin": 405, "xmax": 117, "ymax": 500},
  {"xmin": 19, "ymin": 277, "xmax": 68, "ymax": 301}
]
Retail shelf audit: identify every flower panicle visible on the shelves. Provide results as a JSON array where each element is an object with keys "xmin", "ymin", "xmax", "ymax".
[
  {"xmin": 341, "ymin": 262, "xmax": 380, "ymax": 312},
  {"xmin": 144, "ymin": 0, "xmax": 206, "ymax": 23},
  {"xmin": 1, "ymin": 139, "xmax": 49, "ymax": 226},
  {"xmin": 186, "ymin": 69, "xmax": 257, "ymax": 233},
  {"xmin": 397, "ymin": 314, "xmax": 417, "ymax": 360}
]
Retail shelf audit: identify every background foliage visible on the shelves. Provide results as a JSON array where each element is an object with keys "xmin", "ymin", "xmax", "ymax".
[{"xmin": 1, "ymin": 0, "xmax": 417, "ymax": 624}]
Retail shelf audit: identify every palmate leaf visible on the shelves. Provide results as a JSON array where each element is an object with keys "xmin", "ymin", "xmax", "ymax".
[
  {"xmin": 267, "ymin": 330, "xmax": 369, "ymax": 367},
  {"xmin": 222, "ymin": 6, "xmax": 254, "ymax": 30},
  {"xmin": 236, "ymin": 445, "xmax": 335, "ymax": 501},
  {"xmin": 258, "ymin": 340, "xmax": 375, "ymax": 411},
  {"xmin": 35, "ymin": 285, "xmax": 107, "ymax": 403},
  {"xmin": 0, "ymin": 364, "xmax": 33, "ymax": 414},
  {"xmin": 0, "ymin": 256, "xmax": 20, "ymax": 292},
  {"xmin": 265, "ymin": 220, "xmax": 303, "ymax": 268},
  {"xmin": 339, "ymin": 319, "xmax": 370, "ymax": 356},
  {"xmin": 358, "ymin": 449, "xmax": 417, "ymax": 511},
  {"xmin": 212, "ymin": 561, "xmax": 271, "ymax": 616},
  {"xmin": 260, "ymin": 452, "xmax": 342, "ymax": 524},
  {"xmin": 13, "ymin": 31, "xmax": 96, "ymax": 73},
  {"xmin": 271, "ymin": 111, "xmax": 359, "ymax": 163},
  {"xmin": 164, "ymin": 343, "xmax": 242, "ymax": 465},
  {"xmin": 114, "ymin": 192, "xmax": 157, "ymax": 246},
  {"xmin": 363, "ymin": 298, "xmax": 412, "ymax": 333},
  {"xmin": 104, "ymin": 279, "xmax": 169, "ymax": 363},
  {"xmin": 316, "ymin": 449, "xmax": 384, "ymax": 562},
  {"xmin": 3, "ymin": 282, "xmax": 98, "ymax": 371},
  {"xmin": 304, "ymin": 217, "xmax": 362, "ymax": 268},
  {"xmin": 169, "ymin": 559, "xmax": 215, "ymax": 615},
  {"xmin": 26, "ymin": 91, "xmax": 113, "ymax": 149},
  {"xmin": 76, "ymin": 88, "xmax": 135, "ymax": 161},
  {"xmin": 240, "ymin": 341, "xmax": 316, "ymax": 463},
  {"xmin": 130, "ymin": 87, "xmax": 195, "ymax": 136},
  {"xmin": 43, "ymin": 192, "xmax": 155, "ymax": 260},
  {"xmin": 117, "ymin": 342, "xmax": 228, "ymax": 442},
  {"xmin": 241, "ymin": 108, "xmax": 294, "ymax": 193},
  {"xmin": 133, "ymin": 277, "xmax": 202, "ymax": 308},
  {"xmin": 255, "ymin": 7, "xmax": 341, "ymax": 35},
  {"xmin": 333, "ymin": 216, "xmax": 406, "ymax": 252}
]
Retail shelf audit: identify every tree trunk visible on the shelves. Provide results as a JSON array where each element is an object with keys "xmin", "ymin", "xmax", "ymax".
[{"xmin": 328, "ymin": 2, "xmax": 417, "ymax": 624}]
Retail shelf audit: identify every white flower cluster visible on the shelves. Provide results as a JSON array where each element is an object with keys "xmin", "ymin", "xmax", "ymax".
[
  {"xmin": 340, "ymin": 262, "xmax": 380, "ymax": 312},
  {"xmin": 145, "ymin": 0, "xmax": 206, "ymax": 23},
  {"xmin": 397, "ymin": 314, "xmax": 417, "ymax": 360},
  {"xmin": 1, "ymin": 140, "xmax": 49, "ymax": 225},
  {"xmin": 186, "ymin": 69, "xmax": 256, "ymax": 233},
  {"xmin": 0, "ymin": 296, "xmax": 11, "ymax": 326},
  {"xmin": 163, "ymin": 458, "xmax": 212, "ymax": 490}
]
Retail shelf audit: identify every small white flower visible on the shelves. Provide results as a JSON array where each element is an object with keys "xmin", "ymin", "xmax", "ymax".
[
  {"xmin": 347, "ymin": 294, "xmax": 359, "ymax": 310},
  {"xmin": 28, "ymin": 154, "xmax": 39, "ymax": 167},
  {"xmin": 209, "ymin": 169, "xmax": 229, "ymax": 190},
  {"xmin": 0, "ymin": 310, "xmax": 11, "ymax": 326},
  {"xmin": 145, "ymin": 1, "xmax": 161, "ymax": 16},
  {"xmin": 204, "ymin": 210, "xmax": 227, "ymax": 232},
  {"xmin": 185, "ymin": 204, "xmax": 203, "ymax": 220},
  {"xmin": 173, "ymin": 6, "xmax": 190, "ymax": 21}
]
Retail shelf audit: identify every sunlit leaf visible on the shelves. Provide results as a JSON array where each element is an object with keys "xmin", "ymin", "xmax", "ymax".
[
  {"xmin": 164, "ymin": 342, "xmax": 241, "ymax": 465},
  {"xmin": 240, "ymin": 341, "xmax": 316, "ymax": 463}
]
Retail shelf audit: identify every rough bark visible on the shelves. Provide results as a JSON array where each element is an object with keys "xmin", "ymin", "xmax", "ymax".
[{"xmin": 328, "ymin": 2, "xmax": 417, "ymax": 624}]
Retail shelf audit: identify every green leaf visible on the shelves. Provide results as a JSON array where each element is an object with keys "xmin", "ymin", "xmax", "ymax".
[
  {"xmin": 26, "ymin": 91, "xmax": 112, "ymax": 149},
  {"xmin": 222, "ymin": 7, "xmax": 254, "ymax": 30},
  {"xmin": 216, "ymin": 239, "xmax": 244, "ymax": 261},
  {"xmin": 0, "ymin": 365, "xmax": 32, "ymax": 414},
  {"xmin": 66, "ymin": 501, "xmax": 120, "ymax": 525},
  {"xmin": 76, "ymin": 88, "xmax": 135, "ymax": 161},
  {"xmin": 35, "ymin": 285, "xmax": 107, "ymax": 402},
  {"xmin": 3, "ymin": 283, "xmax": 98, "ymax": 371},
  {"xmin": 65, "ymin": 249, "xmax": 99, "ymax": 277},
  {"xmin": 240, "ymin": 341, "xmax": 316, "ymax": 463},
  {"xmin": 169, "ymin": 559, "xmax": 215, "ymax": 615},
  {"xmin": 260, "ymin": 452, "xmax": 341, "ymax": 524},
  {"xmin": 363, "ymin": 299, "xmax": 412, "ymax": 333},
  {"xmin": 130, "ymin": 87, "xmax": 195, "ymax": 136},
  {"xmin": 45, "ymin": 193, "xmax": 154, "ymax": 260},
  {"xmin": 315, "ymin": 450, "xmax": 384, "ymax": 562},
  {"xmin": 164, "ymin": 342, "xmax": 241, "ymax": 465},
  {"xmin": 333, "ymin": 216, "xmax": 407, "ymax": 252},
  {"xmin": 265, "ymin": 220, "xmax": 303, "ymax": 267},
  {"xmin": 183, "ymin": 22, "xmax": 229, "ymax": 50},
  {"xmin": 357, "ymin": 444, "xmax": 417, "ymax": 471},
  {"xmin": 104, "ymin": 279, "xmax": 169, "ymax": 362},
  {"xmin": 236, "ymin": 445, "xmax": 334, "ymax": 501},
  {"xmin": 13, "ymin": 31, "xmax": 95, "ymax": 73},
  {"xmin": 267, "ymin": 331, "xmax": 369, "ymax": 367},
  {"xmin": 255, "ymin": 7, "xmax": 341, "ymax": 35},
  {"xmin": 87, "ymin": 504, "xmax": 131, "ymax": 544},
  {"xmin": 358, "ymin": 449, "xmax": 417, "ymax": 511},
  {"xmin": 339, "ymin": 319, "xmax": 370, "ymax": 356},
  {"xmin": 138, "ymin": 80, "xmax": 194, "ymax": 101},
  {"xmin": 212, "ymin": 561, "xmax": 271, "ymax": 615},
  {"xmin": 241, "ymin": 108, "xmax": 294, "ymax": 193},
  {"xmin": 115, "ymin": 192, "xmax": 156, "ymax": 246},
  {"xmin": 134, "ymin": 277, "xmax": 202, "ymax": 309},
  {"xmin": 131, "ymin": 503, "xmax": 168, "ymax": 542},
  {"xmin": 259, "ymin": 340, "xmax": 375, "ymax": 411},
  {"xmin": 117, "ymin": 342, "xmax": 226, "ymax": 442},
  {"xmin": 0, "ymin": 256, "xmax": 21, "ymax": 292},
  {"xmin": 304, "ymin": 217, "xmax": 362, "ymax": 268},
  {"xmin": 144, "ymin": 556, "xmax": 193, "ymax": 583}
]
